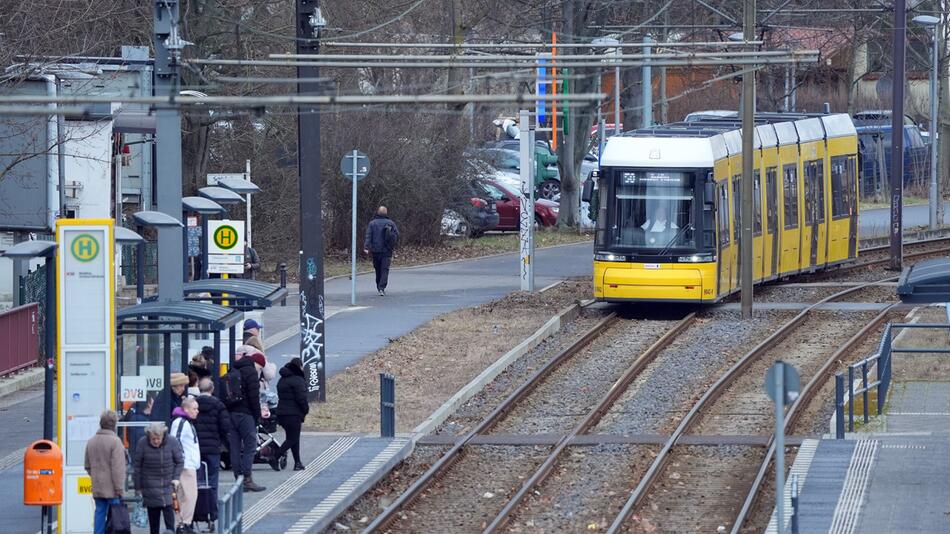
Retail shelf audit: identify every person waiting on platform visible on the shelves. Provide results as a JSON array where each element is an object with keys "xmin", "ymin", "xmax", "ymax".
[
  {"xmin": 133, "ymin": 422, "xmax": 183, "ymax": 534},
  {"xmin": 641, "ymin": 206, "xmax": 678, "ymax": 233}
]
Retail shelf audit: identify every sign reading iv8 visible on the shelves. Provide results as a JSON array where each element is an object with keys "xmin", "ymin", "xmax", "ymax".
[{"xmin": 207, "ymin": 219, "xmax": 245, "ymax": 274}]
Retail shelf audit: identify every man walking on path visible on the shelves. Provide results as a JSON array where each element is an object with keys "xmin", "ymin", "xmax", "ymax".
[
  {"xmin": 85, "ymin": 410, "xmax": 126, "ymax": 534},
  {"xmin": 363, "ymin": 205, "xmax": 399, "ymax": 296},
  {"xmin": 224, "ymin": 349, "xmax": 265, "ymax": 492}
]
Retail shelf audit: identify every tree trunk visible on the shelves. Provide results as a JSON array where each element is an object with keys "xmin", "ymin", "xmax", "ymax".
[{"xmin": 937, "ymin": 4, "xmax": 948, "ymax": 223}]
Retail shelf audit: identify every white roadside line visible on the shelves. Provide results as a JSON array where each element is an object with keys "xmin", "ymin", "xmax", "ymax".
[
  {"xmin": 0, "ymin": 447, "xmax": 25, "ymax": 471},
  {"xmin": 263, "ymin": 307, "xmax": 365, "ymax": 351},
  {"xmin": 285, "ymin": 438, "xmax": 410, "ymax": 534},
  {"xmin": 242, "ymin": 436, "xmax": 359, "ymax": 529}
]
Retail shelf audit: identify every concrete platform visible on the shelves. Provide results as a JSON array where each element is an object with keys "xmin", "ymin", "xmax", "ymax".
[{"xmin": 768, "ymin": 381, "xmax": 950, "ymax": 534}]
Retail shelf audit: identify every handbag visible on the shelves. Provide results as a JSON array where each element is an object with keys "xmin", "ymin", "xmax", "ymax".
[{"xmin": 105, "ymin": 501, "xmax": 132, "ymax": 534}]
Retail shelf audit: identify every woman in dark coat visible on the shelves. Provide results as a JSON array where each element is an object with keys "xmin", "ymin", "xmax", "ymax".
[
  {"xmin": 275, "ymin": 358, "xmax": 310, "ymax": 470},
  {"xmin": 133, "ymin": 422, "xmax": 184, "ymax": 534}
]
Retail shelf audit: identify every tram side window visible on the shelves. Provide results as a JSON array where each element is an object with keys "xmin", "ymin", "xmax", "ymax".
[
  {"xmin": 830, "ymin": 156, "xmax": 849, "ymax": 218},
  {"xmin": 804, "ymin": 160, "xmax": 825, "ymax": 225},
  {"xmin": 766, "ymin": 167, "xmax": 778, "ymax": 234},
  {"xmin": 847, "ymin": 156, "xmax": 857, "ymax": 215},
  {"xmin": 718, "ymin": 183, "xmax": 730, "ymax": 246},
  {"xmin": 753, "ymin": 170, "xmax": 762, "ymax": 236},
  {"xmin": 732, "ymin": 176, "xmax": 741, "ymax": 242},
  {"xmin": 783, "ymin": 164, "xmax": 798, "ymax": 229}
]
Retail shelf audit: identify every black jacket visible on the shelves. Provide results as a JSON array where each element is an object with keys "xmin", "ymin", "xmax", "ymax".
[
  {"xmin": 276, "ymin": 363, "xmax": 310, "ymax": 419},
  {"xmin": 132, "ymin": 434, "xmax": 183, "ymax": 508},
  {"xmin": 363, "ymin": 215, "xmax": 399, "ymax": 255},
  {"xmin": 150, "ymin": 388, "xmax": 183, "ymax": 422},
  {"xmin": 194, "ymin": 394, "xmax": 232, "ymax": 457},
  {"xmin": 226, "ymin": 357, "xmax": 262, "ymax": 423}
]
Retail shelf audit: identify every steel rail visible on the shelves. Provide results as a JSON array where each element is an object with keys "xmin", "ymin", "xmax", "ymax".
[
  {"xmin": 829, "ymin": 245, "xmax": 950, "ymax": 275},
  {"xmin": 605, "ymin": 278, "xmax": 889, "ymax": 533},
  {"xmin": 729, "ymin": 304, "xmax": 894, "ymax": 534},
  {"xmin": 859, "ymin": 234, "xmax": 950, "ymax": 254},
  {"xmin": 361, "ymin": 312, "xmax": 618, "ymax": 534},
  {"xmin": 482, "ymin": 313, "xmax": 698, "ymax": 533}
]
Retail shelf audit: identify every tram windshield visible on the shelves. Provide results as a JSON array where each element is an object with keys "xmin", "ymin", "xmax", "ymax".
[{"xmin": 610, "ymin": 170, "xmax": 696, "ymax": 250}]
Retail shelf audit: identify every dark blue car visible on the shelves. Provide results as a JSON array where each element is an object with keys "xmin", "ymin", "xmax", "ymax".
[{"xmin": 856, "ymin": 124, "xmax": 929, "ymax": 198}]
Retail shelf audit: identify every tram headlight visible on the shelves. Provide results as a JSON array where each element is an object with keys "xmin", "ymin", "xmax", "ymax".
[{"xmin": 595, "ymin": 253, "xmax": 628, "ymax": 262}]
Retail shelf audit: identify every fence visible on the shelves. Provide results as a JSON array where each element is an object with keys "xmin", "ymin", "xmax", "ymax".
[
  {"xmin": 0, "ymin": 303, "xmax": 39, "ymax": 375},
  {"xmin": 834, "ymin": 322, "xmax": 948, "ymax": 438},
  {"xmin": 380, "ymin": 373, "xmax": 395, "ymax": 438},
  {"xmin": 218, "ymin": 475, "xmax": 244, "ymax": 534}
]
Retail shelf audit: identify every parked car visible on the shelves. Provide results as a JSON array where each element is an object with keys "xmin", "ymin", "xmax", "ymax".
[
  {"xmin": 479, "ymin": 179, "xmax": 559, "ymax": 230},
  {"xmin": 481, "ymin": 141, "xmax": 561, "ymax": 200},
  {"xmin": 441, "ymin": 178, "xmax": 500, "ymax": 238},
  {"xmin": 856, "ymin": 124, "xmax": 929, "ymax": 197}
]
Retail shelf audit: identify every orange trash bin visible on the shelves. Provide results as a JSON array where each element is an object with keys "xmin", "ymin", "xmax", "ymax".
[{"xmin": 23, "ymin": 440, "xmax": 63, "ymax": 505}]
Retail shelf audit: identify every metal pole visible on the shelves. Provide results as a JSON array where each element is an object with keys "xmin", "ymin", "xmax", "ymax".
[
  {"xmin": 43, "ymin": 257, "xmax": 55, "ymax": 441},
  {"xmin": 741, "ymin": 0, "xmax": 756, "ymax": 318},
  {"xmin": 246, "ymin": 159, "xmax": 253, "ymax": 247},
  {"xmin": 201, "ymin": 216, "xmax": 209, "ymax": 279},
  {"xmin": 351, "ymin": 150, "xmax": 357, "ymax": 306},
  {"xmin": 154, "ymin": 0, "xmax": 185, "ymax": 302},
  {"xmin": 642, "ymin": 35, "xmax": 653, "ymax": 128},
  {"xmin": 929, "ymin": 25, "xmax": 939, "ymax": 230},
  {"xmin": 136, "ymin": 226, "xmax": 145, "ymax": 303},
  {"xmin": 614, "ymin": 42, "xmax": 621, "ymax": 134},
  {"xmin": 890, "ymin": 0, "xmax": 906, "ymax": 270},
  {"xmin": 297, "ymin": 0, "xmax": 326, "ymax": 402},
  {"xmin": 519, "ymin": 110, "xmax": 535, "ymax": 291},
  {"xmin": 775, "ymin": 365, "xmax": 785, "ymax": 534}
]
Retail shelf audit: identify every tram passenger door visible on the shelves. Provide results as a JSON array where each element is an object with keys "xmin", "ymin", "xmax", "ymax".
[
  {"xmin": 805, "ymin": 162, "xmax": 820, "ymax": 268},
  {"xmin": 717, "ymin": 183, "xmax": 730, "ymax": 296},
  {"xmin": 767, "ymin": 168, "xmax": 779, "ymax": 277},
  {"xmin": 848, "ymin": 156, "xmax": 859, "ymax": 258}
]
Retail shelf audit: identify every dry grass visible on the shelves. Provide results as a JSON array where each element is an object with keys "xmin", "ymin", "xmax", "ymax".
[
  {"xmin": 304, "ymin": 279, "xmax": 591, "ymax": 433},
  {"xmin": 891, "ymin": 305, "xmax": 950, "ymax": 380}
]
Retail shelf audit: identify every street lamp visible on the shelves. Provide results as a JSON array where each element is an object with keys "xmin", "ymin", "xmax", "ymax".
[{"xmin": 913, "ymin": 14, "xmax": 940, "ymax": 230}]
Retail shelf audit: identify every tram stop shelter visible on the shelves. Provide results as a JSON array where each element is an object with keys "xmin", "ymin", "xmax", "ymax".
[
  {"xmin": 897, "ymin": 257, "xmax": 950, "ymax": 303},
  {"xmin": 116, "ymin": 300, "xmax": 242, "ymax": 423}
]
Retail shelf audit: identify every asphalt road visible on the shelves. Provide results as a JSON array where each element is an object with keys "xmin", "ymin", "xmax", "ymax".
[{"xmin": 859, "ymin": 201, "xmax": 950, "ymax": 237}]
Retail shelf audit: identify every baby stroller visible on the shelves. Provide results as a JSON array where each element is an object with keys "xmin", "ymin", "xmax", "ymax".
[{"xmin": 253, "ymin": 408, "xmax": 287, "ymax": 471}]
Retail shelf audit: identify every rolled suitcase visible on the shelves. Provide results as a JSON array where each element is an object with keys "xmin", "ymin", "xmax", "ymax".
[{"xmin": 192, "ymin": 461, "xmax": 217, "ymax": 531}]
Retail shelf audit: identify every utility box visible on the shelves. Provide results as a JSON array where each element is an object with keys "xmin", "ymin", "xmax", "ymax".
[{"xmin": 23, "ymin": 440, "xmax": 63, "ymax": 505}]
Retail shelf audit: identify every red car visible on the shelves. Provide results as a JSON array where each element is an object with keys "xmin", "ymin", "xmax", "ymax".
[{"xmin": 480, "ymin": 179, "xmax": 560, "ymax": 230}]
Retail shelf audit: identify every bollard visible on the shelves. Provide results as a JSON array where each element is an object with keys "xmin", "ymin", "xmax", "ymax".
[
  {"xmin": 278, "ymin": 263, "xmax": 288, "ymax": 306},
  {"xmin": 380, "ymin": 373, "xmax": 395, "ymax": 438},
  {"xmin": 835, "ymin": 373, "xmax": 845, "ymax": 439},
  {"xmin": 791, "ymin": 474, "xmax": 799, "ymax": 534}
]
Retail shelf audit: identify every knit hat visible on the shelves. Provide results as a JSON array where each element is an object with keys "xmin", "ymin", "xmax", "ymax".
[
  {"xmin": 170, "ymin": 372, "xmax": 188, "ymax": 387},
  {"xmin": 249, "ymin": 352, "xmax": 266, "ymax": 368}
]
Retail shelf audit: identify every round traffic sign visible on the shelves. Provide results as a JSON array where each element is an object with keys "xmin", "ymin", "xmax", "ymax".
[
  {"xmin": 340, "ymin": 150, "xmax": 370, "ymax": 182},
  {"xmin": 213, "ymin": 224, "xmax": 239, "ymax": 250}
]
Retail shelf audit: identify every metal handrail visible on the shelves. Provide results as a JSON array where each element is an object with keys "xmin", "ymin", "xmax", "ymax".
[
  {"xmin": 835, "ymin": 321, "xmax": 950, "ymax": 437},
  {"xmin": 218, "ymin": 475, "xmax": 244, "ymax": 534}
]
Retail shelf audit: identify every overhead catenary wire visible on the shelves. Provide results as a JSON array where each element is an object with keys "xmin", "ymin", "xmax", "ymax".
[
  {"xmin": 0, "ymin": 92, "xmax": 607, "ymax": 108},
  {"xmin": 320, "ymin": 40, "xmax": 764, "ymax": 49},
  {"xmin": 188, "ymin": 54, "xmax": 819, "ymax": 70},
  {"xmin": 269, "ymin": 50, "xmax": 797, "ymax": 61}
]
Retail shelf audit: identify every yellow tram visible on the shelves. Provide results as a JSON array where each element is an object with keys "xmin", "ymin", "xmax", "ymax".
[{"xmin": 588, "ymin": 113, "xmax": 859, "ymax": 303}]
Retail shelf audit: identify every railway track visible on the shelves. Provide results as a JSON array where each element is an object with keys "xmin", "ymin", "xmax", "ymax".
[
  {"xmin": 362, "ymin": 311, "xmax": 695, "ymax": 533},
  {"xmin": 605, "ymin": 278, "xmax": 897, "ymax": 534}
]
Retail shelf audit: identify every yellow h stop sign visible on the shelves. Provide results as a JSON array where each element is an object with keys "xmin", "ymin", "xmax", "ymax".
[{"xmin": 213, "ymin": 224, "xmax": 239, "ymax": 250}]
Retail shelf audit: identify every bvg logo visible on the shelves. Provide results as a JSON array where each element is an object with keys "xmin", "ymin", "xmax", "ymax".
[
  {"xmin": 70, "ymin": 234, "xmax": 99, "ymax": 262},
  {"xmin": 214, "ymin": 225, "xmax": 239, "ymax": 250}
]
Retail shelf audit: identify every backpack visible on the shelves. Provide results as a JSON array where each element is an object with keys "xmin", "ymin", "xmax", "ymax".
[
  {"xmin": 220, "ymin": 368, "xmax": 245, "ymax": 407},
  {"xmin": 383, "ymin": 224, "xmax": 398, "ymax": 250}
]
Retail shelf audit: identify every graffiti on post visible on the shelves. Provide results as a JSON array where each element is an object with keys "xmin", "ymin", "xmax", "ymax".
[{"xmin": 299, "ymin": 291, "xmax": 325, "ymax": 398}]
